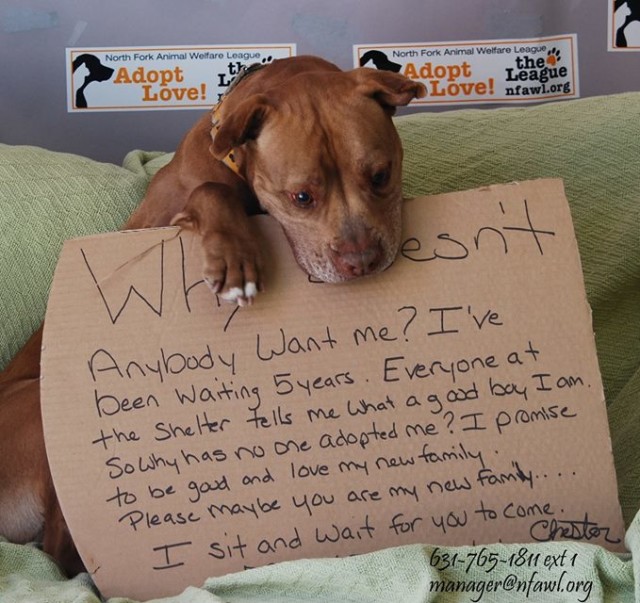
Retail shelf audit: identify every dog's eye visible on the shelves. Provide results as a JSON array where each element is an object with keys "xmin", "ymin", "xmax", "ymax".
[
  {"xmin": 291, "ymin": 191, "xmax": 314, "ymax": 208},
  {"xmin": 371, "ymin": 168, "xmax": 390, "ymax": 189}
]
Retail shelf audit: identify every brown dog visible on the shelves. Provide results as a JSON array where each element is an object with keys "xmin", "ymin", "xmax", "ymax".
[{"xmin": 0, "ymin": 56, "xmax": 425, "ymax": 576}]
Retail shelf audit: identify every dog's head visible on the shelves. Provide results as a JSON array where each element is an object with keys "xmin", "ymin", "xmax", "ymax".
[{"xmin": 211, "ymin": 66, "xmax": 426, "ymax": 283}]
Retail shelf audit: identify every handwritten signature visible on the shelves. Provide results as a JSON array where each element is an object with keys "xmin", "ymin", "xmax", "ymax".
[{"xmin": 529, "ymin": 513, "xmax": 621, "ymax": 544}]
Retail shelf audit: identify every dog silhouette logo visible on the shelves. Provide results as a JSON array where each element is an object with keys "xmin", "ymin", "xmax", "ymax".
[
  {"xmin": 614, "ymin": 0, "xmax": 640, "ymax": 47},
  {"xmin": 72, "ymin": 54, "xmax": 115, "ymax": 108},
  {"xmin": 359, "ymin": 50, "xmax": 403, "ymax": 73}
]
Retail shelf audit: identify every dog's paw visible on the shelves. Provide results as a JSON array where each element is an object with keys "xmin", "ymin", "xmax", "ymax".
[
  {"xmin": 170, "ymin": 185, "xmax": 264, "ymax": 307},
  {"xmin": 206, "ymin": 279, "xmax": 259, "ymax": 307},
  {"xmin": 201, "ymin": 234, "xmax": 263, "ymax": 307}
]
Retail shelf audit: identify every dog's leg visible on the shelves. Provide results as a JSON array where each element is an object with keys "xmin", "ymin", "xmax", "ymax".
[
  {"xmin": 125, "ymin": 162, "xmax": 190, "ymax": 230},
  {"xmin": 0, "ymin": 326, "xmax": 43, "ymax": 386},
  {"xmin": 0, "ymin": 378, "xmax": 46, "ymax": 546},
  {"xmin": 42, "ymin": 477, "xmax": 85, "ymax": 576},
  {"xmin": 126, "ymin": 142, "xmax": 262, "ymax": 304},
  {"xmin": 171, "ymin": 182, "xmax": 263, "ymax": 305},
  {"xmin": 0, "ymin": 338, "xmax": 85, "ymax": 575}
]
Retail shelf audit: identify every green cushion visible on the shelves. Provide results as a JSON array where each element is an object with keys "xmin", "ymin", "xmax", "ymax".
[{"xmin": 0, "ymin": 145, "xmax": 151, "ymax": 368}]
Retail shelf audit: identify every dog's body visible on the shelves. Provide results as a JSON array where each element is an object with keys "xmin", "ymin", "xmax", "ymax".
[{"xmin": 0, "ymin": 56, "xmax": 425, "ymax": 575}]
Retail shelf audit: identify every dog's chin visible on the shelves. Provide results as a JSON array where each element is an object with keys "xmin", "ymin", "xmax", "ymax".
[
  {"xmin": 282, "ymin": 219, "xmax": 402, "ymax": 284},
  {"xmin": 294, "ymin": 245, "xmax": 399, "ymax": 284}
]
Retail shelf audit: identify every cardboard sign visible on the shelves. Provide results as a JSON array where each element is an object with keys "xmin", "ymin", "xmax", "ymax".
[
  {"xmin": 354, "ymin": 35, "xmax": 579, "ymax": 105},
  {"xmin": 41, "ymin": 179, "xmax": 625, "ymax": 600},
  {"xmin": 65, "ymin": 45, "xmax": 296, "ymax": 112}
]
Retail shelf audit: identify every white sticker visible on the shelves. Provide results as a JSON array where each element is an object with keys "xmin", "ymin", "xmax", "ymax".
[
  {"xmin": 354, "ymin": 35, "xmax": 579, "ymax": 106},
  {"xmin": 609, "ymin": 0, "xmax": 640, "ymax": 51},
  {"xmin": 66, "ymin": 45, "xmax": 296, "ymax": 112}
]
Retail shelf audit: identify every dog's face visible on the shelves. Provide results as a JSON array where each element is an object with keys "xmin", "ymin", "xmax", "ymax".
[{"xmin": 213, "ymin": 68, "xmax": 426, "ymax": 282}]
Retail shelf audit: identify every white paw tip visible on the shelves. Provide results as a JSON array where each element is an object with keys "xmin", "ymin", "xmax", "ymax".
[
  {"xmin": 221, "ymin": 287, "xmax": 244, "ymax": 302},
  {"xmin": 244, "ymin": 282, "xmax": 258, "ymax": 298}
]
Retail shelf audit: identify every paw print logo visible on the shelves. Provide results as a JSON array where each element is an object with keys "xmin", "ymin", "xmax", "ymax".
[{"xmin": 546, "ymin": 48, "xmax": 561, "ymax": 66}]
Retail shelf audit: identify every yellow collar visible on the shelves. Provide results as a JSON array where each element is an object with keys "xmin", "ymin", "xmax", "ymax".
[
  {"xmin": 210, "ymin": 102, "xmax": 240, "ymax": 176},
  {"xmin": 210, "ymin": 62, "xmax": 267, "ymax": 178}
]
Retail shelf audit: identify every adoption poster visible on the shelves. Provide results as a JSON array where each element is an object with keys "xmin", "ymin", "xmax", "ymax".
[
  {"xmin": 354, "ymin": 34, "xmax": 579, "ymax": 106},
  {"xmin": 609, "ymin": 0, "xmax": 640, "ymax": 50},
  {"xmin": 66, "ymin": 44, "xmax": 296, "ymax": 112}
]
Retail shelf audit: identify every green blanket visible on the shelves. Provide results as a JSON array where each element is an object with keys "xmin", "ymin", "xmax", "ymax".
[{"xmin": 1, "ymin": 92, "xmax": 639, "ymax": 602}]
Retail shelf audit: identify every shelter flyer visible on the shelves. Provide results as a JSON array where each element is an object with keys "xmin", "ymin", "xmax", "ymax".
[
  {"xmin": 66, "ymin": 44, "xmax": 295, "ymax": 112},
  {"xmin": 355, "ymin": 34, "xmax": 579, "ymax": 105},
  {"xmin": 41, "ymin": 179, "xmax": 624, "ymax": 600}
]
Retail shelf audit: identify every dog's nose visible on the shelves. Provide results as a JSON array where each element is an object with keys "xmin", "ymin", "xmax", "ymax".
[{"xmin": 330, "ymin": 241, "xmax": 383, "ymax": 278}]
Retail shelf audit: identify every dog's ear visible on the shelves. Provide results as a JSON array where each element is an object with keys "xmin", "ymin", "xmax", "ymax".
[
  {"xmin": 355, "ymin": 68, "xmax": 427, "ymax": 115},
  {"xmin": 211, "ymin": 94, "xmax": 272, "ymax": 159}
]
